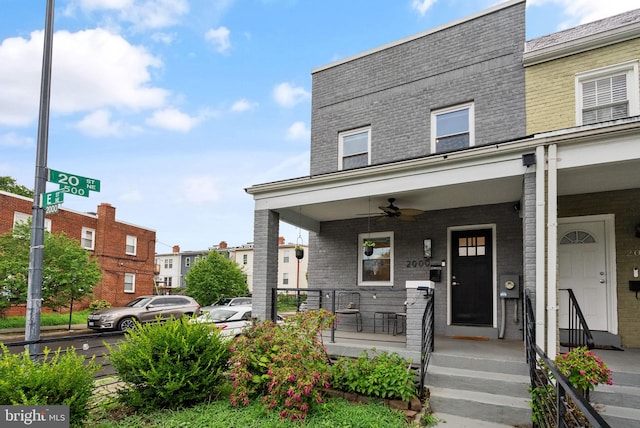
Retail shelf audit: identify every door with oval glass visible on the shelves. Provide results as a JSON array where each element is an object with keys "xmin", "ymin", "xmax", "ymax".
[
  {"xmin": 558, "ymin": 219, "xmax": 608, "ymax": 331},
  {"xmin": 451, "ymin": 228, "xmax": 493, "ymax": 326}
]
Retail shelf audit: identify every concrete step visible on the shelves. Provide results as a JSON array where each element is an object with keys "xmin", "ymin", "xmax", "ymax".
[
  {"xmin": 426, "ymin": 352, "xmax": 532, "ymax": 426},
  {"xmin": 431, "ymin": 412, "xmax": 521, "ymax": 428},
  {"xmin": 427, "ymin": 365, "xmax": 530, "ymax": 398},
  {"xmin": 429, "ymin": 352, "xmax": 528, "ymax": 376},
  {"xmin": 428, "ymin": 386, "xmax": 532, "ymax": 426},
  {"xmin": 590, "ymin": 382, "xmax": 640, "ymax": 428}
]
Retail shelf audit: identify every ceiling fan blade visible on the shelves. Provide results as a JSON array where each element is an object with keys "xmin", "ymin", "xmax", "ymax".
[
  {"xmin": 397, "ymin": 208, "xmax": 423, "ymax": 217},
  {"xmin": 397, "ymin": 215, "xmax": 417, "ymax": 222},
  {"xmin": 379, "ymin": 206, "xmax": 398, "ymax": 215},
  {"xmin": 376, "ymin": 215, "xmax": 391, "ymax": 223}
]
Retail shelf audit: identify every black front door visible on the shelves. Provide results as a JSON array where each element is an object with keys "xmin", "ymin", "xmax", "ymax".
[{"xmin": 451, "ymin": 229, "xmax": 493, "ymax": 326}]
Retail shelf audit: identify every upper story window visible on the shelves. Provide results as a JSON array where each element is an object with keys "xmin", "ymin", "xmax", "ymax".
[
  {"xmin": 185, "ymin": 257, "xmax": 191, "ymax": 267},
  {"xmin": 81, "ymin": 227, "xmax": 95, "ymax": 250},
  {"xmin": 126, "ymin": 235, "xmax": 137, "ymax": 255},
  {"xmin": 164, "ymin": 258, "xmax": 172, "ymax": 269},
  {"xmin": 576, "ymin": 61, "xmax": 639, "ymax": 125},
  {"xmin": 339, "ymin": 127, "xmax": 370, "ymax": 170},
  {"xmin": 13, "ymin": 212, "xmax": 51, "ymax": 232},
  {"xmin": 283, "ymin": 250, "xmax": 290, "ymax": 263},
  {"xmin": 243, "ymin": 254, "xmax": 248, "ymax": 265},
  {"xmin": 358, "ymin": 231, "xmax": 394, "ymax": 286},
  {"xmin": 431, "ymin": 102, "xmax": 475, "ymax": 153}
]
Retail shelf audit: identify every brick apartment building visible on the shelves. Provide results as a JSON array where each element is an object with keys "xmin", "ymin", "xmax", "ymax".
[{"xmin": 0, "ymin": 190, "xmax": 156, "ymax": 316}]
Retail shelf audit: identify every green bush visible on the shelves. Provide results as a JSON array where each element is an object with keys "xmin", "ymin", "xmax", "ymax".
[
  {"xmin": 229, "ymin": 309, "xmax": 335, "ymax": 421},
  {"xmin": 89, "ymin": 299, "xmax": 111, "ymax": 311},
  {"xmin": 0, "ymin": 344, "xmax": 99, "ymax": 427},
  {"xmin": 107, "ymin": 316, "xmax": 231, "ymax": 411},
  {"xmin": 329, "ymin": 350, "xmax": 418, "ymax": 401}
]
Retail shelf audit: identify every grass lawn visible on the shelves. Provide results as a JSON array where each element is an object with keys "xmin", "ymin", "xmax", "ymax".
[
  {"xmin": 89, "ymin": 398, "xmax": 415, "ymax": 428},
  {"xmin": 0, "ymin": 310, "xmax": 90, "ymax": 329}
]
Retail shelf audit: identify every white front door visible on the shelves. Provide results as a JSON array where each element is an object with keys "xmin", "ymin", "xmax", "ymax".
[{"xmin": 558, "ymin": 219, "xmax": 608, "ymax": 331}]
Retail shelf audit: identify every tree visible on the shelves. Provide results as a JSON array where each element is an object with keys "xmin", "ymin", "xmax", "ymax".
[
  {"xmin": 0, "ymin": 176, "xmax": 34, "ymax": 198},
  {"xmin": 184, "ymin": 250, "xmax": 249, "ymax": 306},
  {"xmin": 0, "ymin": 222, "xmax": 102, "ymax": 313}
]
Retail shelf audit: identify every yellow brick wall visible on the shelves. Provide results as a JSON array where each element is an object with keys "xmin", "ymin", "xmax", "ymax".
[{"xmin": 526, "ymin": 39, "xmax": 640, "ymax": 135}]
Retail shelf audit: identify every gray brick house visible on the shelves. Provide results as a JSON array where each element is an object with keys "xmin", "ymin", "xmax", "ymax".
[{"xmin": 246, "ymin": 0, "xmax": 640, "ymax": 358}]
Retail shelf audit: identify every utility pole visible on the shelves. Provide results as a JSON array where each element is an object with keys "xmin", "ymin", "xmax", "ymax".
[{"xmin": 25, "ymin": 0, "xmax": 55, "ymax": 350}]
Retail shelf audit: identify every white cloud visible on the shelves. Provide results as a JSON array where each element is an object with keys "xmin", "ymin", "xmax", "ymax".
[
  {"xmin": 145, "ymin": 108, "xmax": 201, "ymax": 132},
  {"xmin": 231, "ymin": 99, "xmax": 258, "ymax": 112},
  {"xmin": 67, "ymin": 0, "xmax": 189, "ymax": 30},
  {"xmin": 0, "ymin": 132, "xmax": 34, "ymax": 148},
  {"xmin": 151, "ymin": 32, "xmax": 177, "ymax": 44},
  {"xmin": 286, "ymin": 121, "xmax": 310, "ymax": 141},
  {"xmin": 205, "ymin": 26, "xmax": 231, "ymax": 53},
  {"xmin": 272, "ymin": 82, "xmax": 310, "ymax": 108},
  {"xmin": 527, "ymin": 0, "xmax": 639, "ymax": 28},
  {"xmin": 181, "ymin": 175, "xmax": 220, "ymax": 204},
  {"xmin": 75, "ymin": 109, "xmax": 126, "ymax": 137},
  {"xmin": 0, "ymin": 28, "xmax": 168, "ymax": 126},
  {"xmin": 411, "ymin": 0, "xmax": 438, "ymax": 16}
]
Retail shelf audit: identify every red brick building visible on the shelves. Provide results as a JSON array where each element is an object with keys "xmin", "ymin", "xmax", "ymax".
[{"xmin": 0, "ymin": 190, "xmax": 156, "ymax": 315}]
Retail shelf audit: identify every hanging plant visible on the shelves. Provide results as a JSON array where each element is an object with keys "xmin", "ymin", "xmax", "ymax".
[
  {"xmin": 363, "ymin": 241, "xmax": 375, "ymax": 256},
  {"xmin": 295, "ymin": 245, "xmax": 304, "ymax": 260}
]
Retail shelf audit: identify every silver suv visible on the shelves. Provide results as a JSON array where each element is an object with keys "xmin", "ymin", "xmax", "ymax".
[{"xmin": 87, "ymin": 295, "xmax": 200, "ymax": 331}]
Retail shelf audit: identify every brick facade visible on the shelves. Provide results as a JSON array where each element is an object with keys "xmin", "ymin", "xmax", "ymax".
[{"xmin": 0, "ymin": 191, "xmax": 156, "ymax": 316}]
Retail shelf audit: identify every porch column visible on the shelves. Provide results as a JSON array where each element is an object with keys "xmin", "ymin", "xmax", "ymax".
[
  {"xmin": 252, "ymin": 209, "xmax": 280, "ymax": 321},
  {"xmin": 535, "ymin": 145, "xmax": 547, "ymax": 352},
  {"xmin": 546, "ymin": 144, "xmax": 558, "ymax": 358},
  {"xmin": 522, "ymin": 165, "xmax": 538, "ymax": 342}
]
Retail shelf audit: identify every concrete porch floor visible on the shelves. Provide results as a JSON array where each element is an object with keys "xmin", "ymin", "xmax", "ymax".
[{"xmin": 321, "ymin": 328, "xmax": 640, "ymax": 376}]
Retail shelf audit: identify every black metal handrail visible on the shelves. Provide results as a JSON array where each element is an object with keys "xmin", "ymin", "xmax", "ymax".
[
  {"xmin": 419, "ymin": 287, "xmax": 435, "ymax": 400},
  {"xmin": 559, "ymin": 288, "xmax": 595, "ymax": 350},
  {"xmin": 524, "ymin": 289, "xmax": 610, "ymax": 427}
]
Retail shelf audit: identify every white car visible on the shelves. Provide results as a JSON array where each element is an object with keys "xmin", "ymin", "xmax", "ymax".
[{"xmin": 192, "ymin": 304, "xmax": 254, "ymax": 338}]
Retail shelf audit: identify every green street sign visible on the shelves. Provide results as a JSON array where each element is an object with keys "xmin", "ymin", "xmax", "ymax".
[
  {"xmin": 41, "ymin": 190, "xmax": 65, "ymax": 208},
  {"xmin": 48, "ymin": 168, "xmax": 101, "ymax": 197}
]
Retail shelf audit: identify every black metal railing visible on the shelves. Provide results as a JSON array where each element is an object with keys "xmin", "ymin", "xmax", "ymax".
[
  {"xmin": 559, "ymin": 288, "xmax": 595, "ymax": 350},
  {"xmin": 419, "ymin": 287, "xmax": 435, "ymax": 400},
  {"xmin": 524, "ymin": 289, "xmax": 610, "ymax": 427}
]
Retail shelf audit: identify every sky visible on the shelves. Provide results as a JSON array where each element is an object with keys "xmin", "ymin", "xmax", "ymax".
[{"xmin": 1, "ymin": 0, "xmax": 638, "ymax": 253}]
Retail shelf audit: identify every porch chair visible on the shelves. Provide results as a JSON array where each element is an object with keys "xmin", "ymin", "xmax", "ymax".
[{"xmin": 335, "ymin": 292, "xmax": 362, "ymax": 332}]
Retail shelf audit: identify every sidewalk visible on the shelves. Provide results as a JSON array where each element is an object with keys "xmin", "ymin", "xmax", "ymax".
[{"xmin": 0, "ymin": 324, "xmax": 92, "ymax": 342}]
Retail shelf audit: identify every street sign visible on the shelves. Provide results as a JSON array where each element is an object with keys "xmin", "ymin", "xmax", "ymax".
[
  {"xmin": 41, "ymin": 190, "xmax": 65, "ymax": 208},
  {"xmin": 45, "ymin": 204, "xmax": 59, "ymax": 214},
  {"xmin": 48, "ymin": 168, "xmax": 101, "ymax": 196}
]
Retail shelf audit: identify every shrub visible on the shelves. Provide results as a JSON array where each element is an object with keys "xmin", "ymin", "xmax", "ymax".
[
  {"xmin": 229, "ymin": 309, "xmax": 335, "ymax": 421},
  {"xmin": 0, "ymin": 344, "xmax": 99, "ymax": 427},
  {"xmin": 330, "ymin": 350, "xmax": 418, "ymax": 401},
  {"xmin": 89, "ymin": 299, "xmax": 111, "ymax": 311},
  {"xmin": 554, "ymin": 346, "xmax": 612, "ymax": 394},
  {"xmin": 107, "ymin": 316, "xmax": 231, "ymax": 411}
]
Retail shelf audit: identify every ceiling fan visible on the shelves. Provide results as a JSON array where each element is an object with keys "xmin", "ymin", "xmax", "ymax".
[{"xmin": 376, "ymin": 198, "xmax": 424, "ymax": 222}]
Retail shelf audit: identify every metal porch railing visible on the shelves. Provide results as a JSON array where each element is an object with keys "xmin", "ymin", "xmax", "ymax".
[
  {"xmin": 559, "ymin": 288, "xmax": 595, "ymax": 350},
  {"xmin": 525, "ymin": 289, "xmax": 610, "ymax": 427},
  {"xmin": 419, "ymin": 287, "xmax": 435, "ymax": 400}
]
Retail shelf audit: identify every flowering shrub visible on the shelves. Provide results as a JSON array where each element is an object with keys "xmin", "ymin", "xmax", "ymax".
[
  {"xmin": 229, "ymin": 309, "xmax": 336, "ymax": 421},
  {"xmin": 554, "ymin": 347, "xmax": 612, "ymax": 393}
]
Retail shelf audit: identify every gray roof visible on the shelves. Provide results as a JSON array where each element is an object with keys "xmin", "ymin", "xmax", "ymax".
[{"xmin": 526, "ymin": 8, "xmax": 640, "ymax": 52}]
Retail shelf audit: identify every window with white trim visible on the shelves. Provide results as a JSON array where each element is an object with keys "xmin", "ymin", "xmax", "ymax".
[
  {"xmin": 339, "ymin": 127, "xmax": 371, "ymax": 170},
  {"xmin": 164, "ymin": 258, "xmax": 172, "ymax": 269},
  {"xmin": 283, "ymin": 251, "xmax": 290, "ymax": 263},
  {"xmin": 283, "ymin": 272, "xmax": 289, "ymax": 285},
  {"xmin": 165, "ymin": 276, "xmax": 173, "ymax": 287},
  {"xmin": 125, "ymin": 235, "xmax": 137, "ymax": 255},
  {"xmin": 576, "ymin": 61, "xmax": 639, "ymax": 125},
  {"xmin": 431, "ymin": 102, "xmax": 475, "ymax": 153},
  {"xmin": 185, "ymin": 257, "xmax": 190, "ymax": 267},
  {"xmin": 13, "ymin": 212, "xmax": 51, "ymax": 232},
  {"xmin": 124, "ymin": 273, "xmax": 135, "ymax": 293},
  {"xmin": 243, "ymin": 254, "xmax": 248, "ymax": 265},
  {"xmin": 81, "ymin": 227, "xmax": 95, "ymax": 250},
  {"xmin": 358, "ymin": 231, "xmax": 393, "ymax": 286}
]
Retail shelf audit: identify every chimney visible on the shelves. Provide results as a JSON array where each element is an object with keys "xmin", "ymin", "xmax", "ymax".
[
  {"xmin": 278, "ymin": 236, "xmax": 285, "ymax": 245},
  {"xmin": 97, "ymin": 203, "xmax": 116, "ymax": 223},
  {"xmin": 173, "ymin": 245, "xmax": 180, "ymax": 253},
  {"xmin": 219, "ymin": 241, "xmax": 227, "ymax": 249}
]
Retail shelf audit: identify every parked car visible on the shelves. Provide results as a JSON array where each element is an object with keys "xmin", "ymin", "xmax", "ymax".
[
  {"xmin": 212, "ymin": 296, "xmax": 252, "ymax": 307},
  {"xmin": 191, "ymin": 304, "xmax": 284, "ymax": 338},
  {"xmin": 87, "ymin": 295, "xmax": 200, "ymax": 331},
  {"xmin": 191, "ymin": 304, "xmax": 254, "ymax": 338}
]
